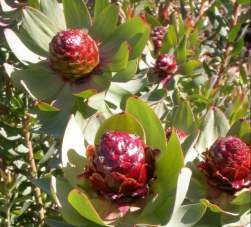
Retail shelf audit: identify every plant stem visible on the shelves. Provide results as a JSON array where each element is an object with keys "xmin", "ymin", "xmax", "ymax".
[
  {"xmin": 0, "ymin": 103, "xmax": 10, "ymax": 115},
  {"xmin": 213, "ymin": 1, "xmax": 240, "ymax": 89},
  {"xmin": 194, "ymin": 0, "xmax": 210, "ymax": 25},
  {"xmin": 6, "ymin": 204, "xmax": 11, "ymax": 227},
  {"xmin": 23, "ymin": 113, "xmax": 45, "ymax": 226}
]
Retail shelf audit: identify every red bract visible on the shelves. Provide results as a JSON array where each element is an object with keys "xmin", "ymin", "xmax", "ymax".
[
  {"xmin": 155, "ymin": 53, "xmax": 177, "ymax": 77},
  {"xmin": 199, "ymin": 136, "xmax": 251, "ymax": 193},
  {"xmin": 159, "ymin": 5, "xmax": 169, "ymax": 25},
  {"xmin": 49, "ymin": 29, "xmax": 99, "ymax": 80},
  {"xmin": 151, "ymin": 26, "xmax": 166, "ymax": 50},
  {"xmin": 166, "ymin": 127, "xmax": 187, "ymax": 142},
  {"xmin": 83, "ymin": 132, "xmax": 156, "ymax": 202}
]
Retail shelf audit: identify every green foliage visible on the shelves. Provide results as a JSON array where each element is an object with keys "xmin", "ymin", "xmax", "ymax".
[{"xmin": 0, "ymin": 0, "xmax": 250, "ymax": 226}]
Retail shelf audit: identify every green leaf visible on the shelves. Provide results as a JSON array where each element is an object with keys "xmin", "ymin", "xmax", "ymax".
[
  {"xmin": 34, "ymin": 85, "xmax": 74, "ymax": 137},
  {"xmin": 105, "ymin": 84, "xmax": 131, "ymax": 109},
  {"xmin": 73, "ymin": 89, "xmax": 97, "ymax": 100},
  {"xmin": 228, "ymin": 24, "xmax": 241, "ymax": 42},
  {"xmin": 171, "ymin": 167, "xmax": 192, "ymax": 215},
  {"xmin": 32, "ymin": 177, "xmax": 51, "ymax": 195},
  {"xmin": 105, "ymin": 78, "xmax": 145, "ymax": 109},
  {"xmin": 94, "ymin": 112, "xmax": 145, "ymax": 145},
  {"xmin": 171, "ymin": 99, "xmax": 196, "ymax": 133},
  {"xmin": 90, "ymin": 5, "xmax": 119, "ymax": 42},
  {"xmin": 103, "ymin": 42, "xmax": 129, "ymax": 72},
  {"xmin": 52, "ymin": 82, "xmax": 75, "ymax": 110},
  {"xmin": 18, "ymin": 27, "xmax": 49, "ymax": 56},
  {"xmin": 155, "ymin": 131, "xmax": 184, "ymax": 193},
  {"xmin": 240, "ymin": 65, "xmax": 248, "ymax": 83},
  {"xmin": 28, "ymin": 0, "xmax": 40, "ymax": 8},
  {"xmin": 193, "ymin": 209, "xmax": 221, "ymax": 227},
  {"xmin": 177, "ymin": 16, "xmax": 185, "ymax": 38},
  {"xmin": 68, "ymin": 189, "xmax": 106, "ymax": 226},
  {"xmin": 138, "ymin": 132, "xmax": 184, "ymax": 225},
  {"xmin": 37, "ymin": 101, "xmax": 60, "ymax": 112},
  {"xmin": 45, "ymin": 218, "xmax": 76, "ymax": 227},
  {"xmin": 94, "ymin": 0, "xmax": 109, "ymax": 19},
  {"xmin": 126, "ymin": 96, "xmax": 167, "ymax": 153},
  {"xmin": 167, "ymin": 203, "xmax": 207, "ymax": 227},
  {"xmin": 161, "ymin": 25, "xmax": 177, "ymax": 53},
  {"xmin": 11, "ymin": 62, "xmax": 64, "ymax": 101},
  {"xmin": 227, "ymin": 91, "xmax": 248, "ymax": 124},
  {"xmin": 112, "ymin": 60, "xmax": 138, "ymax": 82},
  {"xmin": 102, "ymin": 18, "xmax": 150, "ymax": 59},
  {"xmin": 200, "ymin": 199, "xmax": 238, "ymax": 216},
  {"xmin": 179, "ymin": 60, "xmax": 201, "ymax": 75},
  {"xmin": 237, "ymin": 0, "xmax": 250, "ymax": 4},
  {"xmin": 88, "ymin": 92, "xmax": 107, "ymax": 112},
  {"xmin": 50, "ymin": 178, "xmax": 95, "ymax": 226},
  {"xmin": 4, "ymin": 28, "xmax": 42, "ymax": 64},
  {"xmin": 145, "ymin": 14, "xmax": 161, "ymax": 27},
  {"xmin": 129, "ymin": 26, "xmax": 150, "ymax": 59},
  {"xmin": 141, "ymin": 88, "xmax": 167, "ymax": 102},
  {"xmin": 230, "ymin": 38, "xmax": 244, "ymax": 56},
  {"xmin": 222, "ymin": 210, "xmax": 251, "ymax": 227},
  {"xmin": 62, "ymin": 0, "xmax": 91, "ymax": 30},
  {"xmin": 231, "ymin": 190, "xmax": 251, "ymax": 206},
  {"xmin": 39, "ymin": 143, "xmax": 58, "ymax": 165},
  {"xmin": 22, "ymin": 7, "xmax": 58, "ymax": 53},
  {"xmin": 63, "ymin": 150, "xmax": 87, "ymax": 187},
  {"xmin": 40, "ymin": 0, "xmax": 66, "ymax": 30},
  {"xmin": 62, "ymin": 115, "xmax": 85, "ymax": 167},
  {"xmin": 227, "ymin": 119, "xmax": 251, "ymax": 144},
  {"xmin": 189, "ymin": 28, "xmax": 199, "ymax": 50},
  {"xmin": 78, "ymin": 109, "xmax": 103, "ymax": 145},
  {"xmin": 176, "ymin": 36, "xmax": 187, "ymax": 63},
  {"xmin": 182, "ymin": 132, "xmax": 200, "ymax": 164},
  {"xmin": 195, "ymin": 107, "xmax": 230, "ymax": 154},
  {"xmin": 71, "ymin": 72, "xmax": 111, "ymax": 97}
]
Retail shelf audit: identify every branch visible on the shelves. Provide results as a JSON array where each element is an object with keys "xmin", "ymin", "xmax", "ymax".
[
  {"xmin": 213, "ymin": 1, "xmax": 241, "ymax": 89},
  {"xmin": 23, "ymin": 113, "xmax": 45, "ymax": 226}
]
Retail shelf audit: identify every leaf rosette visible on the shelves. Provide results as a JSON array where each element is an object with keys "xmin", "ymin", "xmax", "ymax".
[{"xmin": 3, "ymin": 0, "xmax": 150, "ymax": 134}]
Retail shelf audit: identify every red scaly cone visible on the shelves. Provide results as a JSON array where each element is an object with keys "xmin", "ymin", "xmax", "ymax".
[
  {"xmin": 83, "ymin": 132, "xmax": 156, "ymax": 202},
  {"xmin": 198, "ymin": 136, "xmax": 251, "ymax": 193},
  {"xmin": 155, "ymin": 53, "xmax": 177, "ymax": 77},
  {"xmin": 49, "ymin": 29, "xmax": 99, "ymax": 80},
  {"xmin": 151, "ymin": 26, "xmax": 166, "ymax": 50}
]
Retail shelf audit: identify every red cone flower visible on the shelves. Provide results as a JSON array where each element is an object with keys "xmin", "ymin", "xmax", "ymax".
[
  {"xmin": 151, "ymin": 26, "xmax": 166, "ymax": 50},
  {"xmin": 49, "ymin": 29, "xmax": 99, "ymax": 80},
  {"xmin": 83, "ymin": 132, "xmax": 156, "ymax": 202},
  {"xmin": 155, "ymin": 53, "xmax": 177, "ymax": 77},
  {"xmin": 166, "ymin": 127, "xmax": 187, "ymax": 142},
  {"xmin": 199, "ymin": 136, "xmax": 251, "ymax": 193}
]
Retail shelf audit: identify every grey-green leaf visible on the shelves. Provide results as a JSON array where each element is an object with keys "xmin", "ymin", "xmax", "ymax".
[
  {"xmin": 195, "ymin": 107, "xmax": 230, "ymax": 154},
  {"xmin": 40, "ymin": 0, "xmax": 66, "ymax": 30},
  {"xmin": 62, "ymin": 0, "xmax": 91, "ymax": 30},
  {"xmin": 90, "ymin": 5, "xmax": 119, "ymax": 42},
  {"xmin": 22, "ymin": 7, "xmax": 58, "ymax": 53}
]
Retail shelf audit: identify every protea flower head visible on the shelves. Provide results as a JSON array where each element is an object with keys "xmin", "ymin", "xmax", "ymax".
[
  {"xmin": 155, "ymin": 53, "xmax": 177, "ymax": 77},
  {"xmin": 49, "ymin": 29, "xmax": 99, "ymax": 80},
  {"xmin": 151, "ymin": 26, "xmax": 166, "ymax": 50},
  {"xmin": 83, "ymin": 131, "xmax": 156, "ymax": 202},
  {"xmin": 198, "ymin": 136, "xmax": 251, "ymax": 193},
  {"xmin": 166, "ymin": 127, "xmax": 187, "ymax": 142}
]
